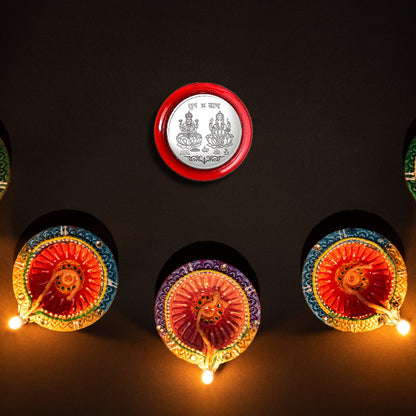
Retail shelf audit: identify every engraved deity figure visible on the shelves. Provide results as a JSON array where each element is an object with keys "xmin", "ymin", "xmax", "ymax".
[
  {"xmin": 206, "ymin": 111, "xmax": 234, "ymax": 148},
  {"xmin": 176, "ymin": 111, "xmax": 202, "ymax": 151}
]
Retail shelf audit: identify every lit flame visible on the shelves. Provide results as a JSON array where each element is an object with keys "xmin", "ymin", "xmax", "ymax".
[
  {"xmin": 201, "ymin": 370, "xmax": 214, "ymax": 384},
  {"xmin": 396, "ymin": 319, "xmax": 411, "ymax": 336},
  {"xmin": 8, "ymin": 315, "xmax": 24, "ymax": 330}
]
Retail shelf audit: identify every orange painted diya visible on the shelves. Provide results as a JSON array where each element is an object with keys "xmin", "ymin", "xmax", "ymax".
[
  {"xmin": 12, "ymin": 226, "xmax": 118, "ymax": 331},
  {"xmin": 155, "ymin": 260, "xmax": 260, "ymax": 379},
  {"xmin": 302, "ymin": 229, "xmax": 407, "ymax": 332}
]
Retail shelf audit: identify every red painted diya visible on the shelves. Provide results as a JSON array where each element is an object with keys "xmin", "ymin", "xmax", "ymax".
[
  {"xmin": 302, "ymin": 229, "xmax": 407, "ymax": 332},
  {"xmin": 12, "ymin": 226, "xmax": 118, "ymax": 331},
  {"xmin": 27, "ymin": 243, "xmax": 103, "ymax": 317},
  {"xmin": 155, "ymin": 260, "xmax": 260, "ymax": 379}
]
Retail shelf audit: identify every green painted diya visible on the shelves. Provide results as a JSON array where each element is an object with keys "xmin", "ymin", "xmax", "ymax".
[
  {"xmin": 405, "ymin": 136, "xmax": 416, "ymax": 199},
  {"xmin": 0, "ymin": 137, "xmax": 10, "ymax": 199}
]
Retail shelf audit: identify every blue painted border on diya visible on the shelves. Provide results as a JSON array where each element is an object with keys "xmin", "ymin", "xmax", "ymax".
[
  {"xmin": 24, "ymin": 225, "xmax": 118, "ymax": 314},
  {"xmin": 154, "ymin": 259, "xmax": 261, "ymax": 333},
  {"xmin": 301, "ymin": 228, "xmax": 394, "ymax": 322}
]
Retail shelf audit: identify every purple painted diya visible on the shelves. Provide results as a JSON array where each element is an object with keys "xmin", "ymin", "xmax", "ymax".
[{"xmin": 155, "ymin": 259, "xmax": 260, "ymax": 382}]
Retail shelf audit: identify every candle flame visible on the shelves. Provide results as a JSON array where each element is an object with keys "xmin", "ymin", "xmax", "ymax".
[
  {"xmin": 201, "ymin": 370, "xmax": 214, "ymax": 384},
  {"xmin": 8, "ymin": 316, "xmax": 24, "ymax": 330},
  {"xmin": 396, "ymin": 319, "xmax": 411, "ymax": 336}
]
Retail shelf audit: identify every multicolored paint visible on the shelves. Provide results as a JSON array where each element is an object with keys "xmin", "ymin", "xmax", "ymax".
[
  {"xmin": 302, "ymin": 228, "xmax": 407, "ymax": 332},
  {"xmin": 0, "ymin": 137, "xmax": 10, "ymax": 199},
  {"xmin": 405, "ymin": 137, "xmax": 416, "ymax": 199},
  {"xmin": 13, "ymin": 226, "xmax": 118, "ymax": 331},
  {"xmin": 155, "ymin": 259, "xmax": 260, "ymax": 373}
]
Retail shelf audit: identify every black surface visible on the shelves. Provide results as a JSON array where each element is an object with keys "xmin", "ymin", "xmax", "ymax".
[{"xmin": 1, "ymin": 2, "xmax": 416, "ymax": 415}]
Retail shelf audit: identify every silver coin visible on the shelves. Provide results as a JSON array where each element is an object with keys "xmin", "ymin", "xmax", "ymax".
[{"xmin": 167, "ymin": 94, "xmax": 242, "ymax": 170}]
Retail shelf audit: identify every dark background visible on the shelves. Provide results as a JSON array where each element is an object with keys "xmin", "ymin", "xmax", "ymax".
[{"xmin": 1, "ymin": 1, "xmax": 416, "ymax": 415}]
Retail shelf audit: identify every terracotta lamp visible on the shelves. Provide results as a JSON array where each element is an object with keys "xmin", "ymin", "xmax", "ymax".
[
  {"xmin": 155, "ymin": 259, "xmax": 260, "ymax": 383},
  {"xmin": 0, "ymin": 137, "xmax": 10, "ymax": 199},
  {"xmin": 405, "ymin": 135, "xmax": 416, "ymax": 199},
  {"xmin": 9, "ymin": 226, "xmax": 118, "ymax": 331},
  {"xmin": 302, "ymin": 228, "xmax": 409, "ymax": 334}
]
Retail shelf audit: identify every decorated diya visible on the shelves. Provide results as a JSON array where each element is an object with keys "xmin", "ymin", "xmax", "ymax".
[
  {"xmin": 154, "ymin": 83, "xmax": 252, "ymax": 181},
  {"xmin": 0, "ymin": 137, "xmax": 10, "ymax": 199},
  {"xmin": 155, "ymin": 259, "xmax": 260, "ymax": 383},
  {"xmin": 405, "ymin": 136, "xmax": 416, "ymax": 199},
  {"xmin": 302, "ymin": 228, "xmax": 408, "ymax": 333},
  {"xmin": 9, "ymin": 226, "xmax": 118, "ymax": 331}
]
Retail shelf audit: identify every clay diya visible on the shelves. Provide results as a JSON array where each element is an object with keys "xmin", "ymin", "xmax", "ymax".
[
  {"xmin": 155, "ymin": 259, "xmax": 260, "ymax": 383},
  {"xmin": 9, "ymin": 225, "xmax": 118, "ymax": 331},
  {"xmin": 302, "ymin": 228, "xmax": 408, "ymax": 333}
]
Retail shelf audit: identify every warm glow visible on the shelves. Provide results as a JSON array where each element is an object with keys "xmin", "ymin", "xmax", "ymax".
[
  {"xmin": 8, "ymin": 315, "xmax": 23, "ymax": 330},
  {"xmin": 201, "ymin": 370, "xmax": 214, "ymax": 384},
  {"xmin": 396, "ymin": 319, "xmax": 411, "ymax": 336}
]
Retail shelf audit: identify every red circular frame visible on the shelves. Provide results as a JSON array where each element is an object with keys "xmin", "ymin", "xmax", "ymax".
[{"xmin": 154, "ymin": 83, "xmax": 253, "ymax": 181}]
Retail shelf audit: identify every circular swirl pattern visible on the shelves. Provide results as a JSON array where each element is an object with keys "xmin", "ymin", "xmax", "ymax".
[
  {"xmin": 315, "ymin": 242, "xmax": 395, "ymax": 319},
  {"xmin": 26, "ymin": 241, "xmax": 104, "ymax": 317},
  {"xmin": 167, "ymin": 271, "xmax": 247, "ymax": 353}
]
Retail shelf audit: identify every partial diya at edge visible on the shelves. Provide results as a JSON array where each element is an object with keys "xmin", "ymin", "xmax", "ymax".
[
  {"xmin": 9, "ymin": 225, "xmax": 118, "ymax": 332},
  {"xmin": 302, "ymin": 228, "xmax": 409, "ymax": 334}
]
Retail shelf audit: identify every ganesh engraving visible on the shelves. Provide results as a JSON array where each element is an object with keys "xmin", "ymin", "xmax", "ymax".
[{"xmin": 206, "ymin": 111, "xmax": 234, "ymax": 149}]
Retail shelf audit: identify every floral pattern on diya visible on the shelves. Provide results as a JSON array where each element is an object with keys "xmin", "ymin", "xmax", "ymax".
[
  {"xmin": 315, "ymin": 242, "xmax": 395, "ymax": 319},
  {"xmin": 302, "ymin": 229, "xmax": 407, "ymax": 332},
  {"xmin": 13, "ymin": 226, "xmax": 118, "ymax": 331},
  {"xmin": 26, "ymin": 242, "xmax": 103, "ymax": 317},
  {"xmin": 155, "ymin": 260, "xmax": 260, "ymax": 373}
]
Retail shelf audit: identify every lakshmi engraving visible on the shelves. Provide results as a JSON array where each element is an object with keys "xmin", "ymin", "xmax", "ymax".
[{"xmin": 176, "ymin": 111, "xmax": 202, "ymax": 151}]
